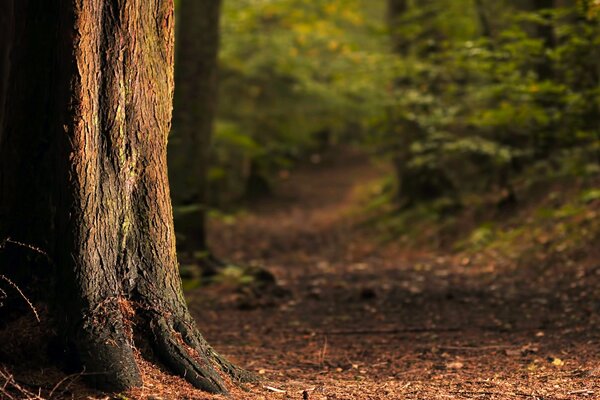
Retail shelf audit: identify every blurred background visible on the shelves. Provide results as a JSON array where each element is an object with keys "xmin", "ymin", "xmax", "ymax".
[{"xmin": 167, "ymin": 0, "xmax": 599, "ymax": 281}]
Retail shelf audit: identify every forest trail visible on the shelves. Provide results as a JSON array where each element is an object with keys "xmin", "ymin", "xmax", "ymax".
[{"xmin": 185, "ymin": 148, "xmax": 600, "ymax": 400}]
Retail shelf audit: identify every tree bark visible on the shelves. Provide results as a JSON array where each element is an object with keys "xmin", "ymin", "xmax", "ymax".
[
  {"xmin": 169, "ymin": 0, "xmax": 223, "ymax": 273},
  {"xmin": 0, "ymin": 0, "xmax": 248, "ymax": 393}
]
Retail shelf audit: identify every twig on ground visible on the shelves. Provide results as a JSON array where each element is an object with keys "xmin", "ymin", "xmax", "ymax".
[
  {"xmin": 0, "ymin": 368, "xmax": 44, "ymax": 400},
  {"xmin": 48, "ymin": 370, "xmax": 85, "ymax": 398},
  {"xmin": 450, "ymin": 390, "xmax": 537, "ymax": 398},
  {"xmin": 319, "ymin": 336, "xmax": 328, "ymax": 365},
  {"xmin": 567, "ymin": 389, "xmax": 595, "ymax": 396},
  {"xmin": 1, "ymin": 238, "xmax": 52, "ymax": 262},
  {"xmin": 0, "ymin": 274, "xmax": 39, "ymax": 322},
  {"xmin": 0, "ymin": 237, "xmax": 53, "ymax": 322},
  {"xmin": 264, "ymin": 385, "xmax": 286, "ymax": 393}
]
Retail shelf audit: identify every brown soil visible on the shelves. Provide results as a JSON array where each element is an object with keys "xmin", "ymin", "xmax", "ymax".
[
  {"xmin": 2, "ymin": 148, "xmax": 600, "ymax": 399},
  {"xmin": 195, "ymin": 149, "xmax": 600, "ymax": 400}
]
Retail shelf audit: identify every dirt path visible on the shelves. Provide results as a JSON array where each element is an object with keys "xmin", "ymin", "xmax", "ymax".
[{"xmin": 182, "ymin": 148, "xmax": 600, "ymax": 399}]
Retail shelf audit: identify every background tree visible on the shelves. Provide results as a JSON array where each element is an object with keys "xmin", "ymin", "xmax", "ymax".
[
  {"xmin": 386, "ymin": 0, "xmax": 458, "ymax": 208},
  {"xmin": 0, "ymin": 0, "xmax": 246, "ymax": 393},
  {"xmin": 169, "ymin": 0, "xmax": 225, "ymax": 275}
]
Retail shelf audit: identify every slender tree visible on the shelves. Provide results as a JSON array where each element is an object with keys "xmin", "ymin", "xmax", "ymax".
[
  {"xmin": 0, "ymin": 0, "xmax": 247, "ymax": 393},
  {"xmin": 474, "ymin": 0, "xmax": 493, "ymax": 39},
  {"xmin": 387, "ymin": 0, "xmax": 455, "ymax": 207},
  {"xmin": 169, "ymin": 0, "xmax": 224, "ymax": 274},
  {"xmin": 532, "ymin": 0, "xmax": 557, "ymax": 80},
  {"xmin": 387, "ymin": 0, "xmax": 409, "ymax": 55}
]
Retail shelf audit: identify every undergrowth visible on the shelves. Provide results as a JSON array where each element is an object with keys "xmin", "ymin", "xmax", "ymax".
[{"xmin": 366, "ymin": 170, "xmax": 600, "ymax": 266}]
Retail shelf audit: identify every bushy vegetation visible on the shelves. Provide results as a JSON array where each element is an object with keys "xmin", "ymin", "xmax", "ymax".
[
  {"xmin": 209, "ymin": 0, "xmax": 598, "ymax": 214},
  {"xmin": 211, "ymin": 0, "xmax": 394, "ymax": 203},
  {"xmin": 383, "ymin": 0, "xmax": 599, "ymax": 211}
]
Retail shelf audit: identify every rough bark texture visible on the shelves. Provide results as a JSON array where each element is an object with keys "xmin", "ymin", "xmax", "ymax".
[
  {"xmin": 0, "ymin": 0, "xmax": 248, "ymax": 393},
  {"xmin": 169, "ymin": 0, "xmax": 222, "ymax": 270}
]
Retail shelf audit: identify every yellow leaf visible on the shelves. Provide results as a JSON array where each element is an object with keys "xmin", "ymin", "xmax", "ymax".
[
  {"xmin": 324, "ymin": 3, "xmax": 338, "ymax": 15},
  {"xmin": 551, "ymin": 358, "xmax": 564, "ymax": 366}
]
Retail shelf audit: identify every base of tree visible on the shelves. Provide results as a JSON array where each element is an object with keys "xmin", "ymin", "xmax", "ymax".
[
  {"xmin": 1, "ymin": 301, "xmax": 256, "ymax": 394},
  {"xmin": 80, "ymin": 300, "xmax": 256, "ymax": 393}
]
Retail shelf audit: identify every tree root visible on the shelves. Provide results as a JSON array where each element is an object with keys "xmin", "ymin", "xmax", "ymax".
[
  {"xmin": 150, "ymin": 316, "xmax": 227, "ymax": 394},
  {"xmin": 73, "ymin": 302, "xmax": 253, "ymax": 394},
  {"xmin": 171, "ymin": 317, "xmax": 257, "ymax": 384}
]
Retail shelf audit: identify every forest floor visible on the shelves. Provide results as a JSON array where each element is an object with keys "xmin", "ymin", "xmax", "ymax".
[
  {"xmin": 189, "ymin": 148, "xmax": 600, "ymax": 400},
  {"xmin": 2, "ymin": 148, "xmax": 600, "ymax": 400}
]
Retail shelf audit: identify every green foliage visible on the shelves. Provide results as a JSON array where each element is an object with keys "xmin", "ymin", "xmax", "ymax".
[
  {"xmin": 208, "ymin": 0, "xmax": 598, "ymax": 218},
  {"xmin": 457, "ymin": 186, "xmax": 600, "ymax": 260},
  {"xmin": 213, "ymin": 0, "xmax": 395, "ymax": 202},
  {"xmin": 378, "ymin": 0, "xmax": 600, "ymax": 207},
  {"xmin": 580, "ymin": 188, "xmax": 600, "ymax": 203}
]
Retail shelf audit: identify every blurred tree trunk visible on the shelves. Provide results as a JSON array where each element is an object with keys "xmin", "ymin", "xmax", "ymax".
[
  {"xmin": 530, "ymin": 0, "xmax": 557, "ymax": 158},
  {"xmin": 387, "ymin": 0, "xmax": 455, "ymax": 208},
  {"xmin": 0, "ymin": 0, "xmax": 246, "ymax": 393},
  {"xmin": 170, "ymin": 0, "xmax": 224, "ymax": 275},
  {"xmin": 505, "ymin": 0, "xmax": 557, "ymax": 159},
  {"xmin": 532, "ymin": 0, "xmax": 557, "ymax": 81},
  {"xmin": 387, "ymin": 0, "xmax": 408, "ymax": 54},
  {"xmin": 474, "ymin": 0, "xmax": 493, "ymax": 39},
  {"xmin": 387, "ymin": 0, "xmax": 410, "ymax": 207}
]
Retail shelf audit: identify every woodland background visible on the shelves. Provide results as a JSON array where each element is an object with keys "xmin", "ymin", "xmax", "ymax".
[{"xmin": 1, "ymin": 0, "xmax": 600, "ymax": 399}]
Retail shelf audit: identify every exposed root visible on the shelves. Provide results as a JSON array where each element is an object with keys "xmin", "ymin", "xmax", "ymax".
[
  {"xmin": 150, "ymin": 316, "xmax": 227, "ymax": 394},
  {"xmin": 171, "ymin": 317, "xmax": 257, "ymax": 383}
]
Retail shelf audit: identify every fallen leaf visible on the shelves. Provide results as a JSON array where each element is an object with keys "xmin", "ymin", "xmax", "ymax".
[
  {"xmin": 551, "ymin": 358, "xmax": 565, "ymax": 366},
  {"xmin": 447, "ymin": 361, "xmax": 464, "ymax": 369}
]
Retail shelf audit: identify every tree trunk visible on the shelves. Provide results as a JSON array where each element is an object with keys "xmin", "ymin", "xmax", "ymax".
[
  {"xmin": 532, "ymin": 0, "xmax": 556, "ymax": 81},
  {"xmin": 0, "ymin": 0, "xmax": 248, "ymax": 393},
  {"xmin": 474, "ymin": 0, "xmax": 493, "ymax": 39},
  {"xmin": 386, "ymin": 0, "xmax": 454, "ymax": 207},
  {"xmin": 387, "ymin": 0, "xmax": 408, "ymax": 55},
  {"xmin": 524, "ymin": 0, "xmax": 557, "ymax": 157},
  {"xmin": 169, "ymin": 0, "xmax": 223, "ymax": 273}
]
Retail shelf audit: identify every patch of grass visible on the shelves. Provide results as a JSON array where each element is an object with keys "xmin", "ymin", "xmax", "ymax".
[
  {"xmin": 211, "ymin": 265, "xmax": 256, "ymax": 286},
  {"xmin": 369, "ymin": 170, "xmax": 599, "ymax": 265},
  {"xmin": 580, "ymin": 188, "xmax": 600, "ymax": 203},
  {"xmin": 459, "ymin": 185, "xmax": 599, "ymax": 262}
]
